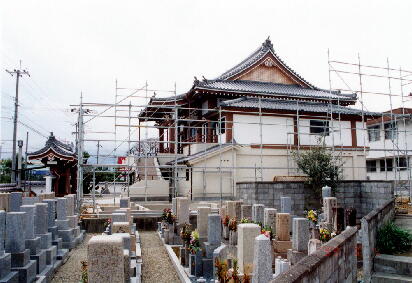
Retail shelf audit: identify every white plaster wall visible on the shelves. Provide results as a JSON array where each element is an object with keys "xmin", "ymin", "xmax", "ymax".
[
  {"xmin": 233, "ymin": 114, "xmax": 293, "ymax": 145},
  {"xmin": 298, "ymin": 119, "xmax": 352, "ymax": 147}
]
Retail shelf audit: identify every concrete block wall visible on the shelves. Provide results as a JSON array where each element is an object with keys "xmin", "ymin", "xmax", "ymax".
[
  {"xmin": 236, "ymin": 181, "xmax": 393, "ymax": 217},
  {"xmin": 273, "ymin": 227, "xmax": 358, "ymax": 283}
]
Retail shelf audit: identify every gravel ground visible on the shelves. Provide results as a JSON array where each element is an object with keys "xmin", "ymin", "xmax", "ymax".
[
  {"xmin": 52, "ymin": 233, "xmax": 96, "ymax": 283},
  {"xmin": 140, "ymin": 231, "xmax": 180, "ymax": 283}
]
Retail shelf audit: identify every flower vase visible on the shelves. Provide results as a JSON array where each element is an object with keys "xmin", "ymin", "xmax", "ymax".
[{"xmin": 229, "ymin": 230, "xmax": 237, "ymax": 246}]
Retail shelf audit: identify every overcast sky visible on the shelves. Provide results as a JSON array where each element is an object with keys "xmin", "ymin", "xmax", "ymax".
[{"xmin": 1, "ymin": 0, "xmax": 412, "ymax": 160}]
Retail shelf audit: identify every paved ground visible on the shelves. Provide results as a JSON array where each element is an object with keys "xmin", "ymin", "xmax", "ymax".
[
  {"xmin": 51, "ymin": 234, "xmax": 95, "ymax": 283},
  {"xmin": 140, "ymin": 231, "xmax": 180, "ymax": 283}
]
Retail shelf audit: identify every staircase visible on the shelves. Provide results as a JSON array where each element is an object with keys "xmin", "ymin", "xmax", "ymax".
[
  {"xmin": 136, "ymin": 157, "xmax": 160, "ymax": 180},
  {"xmin": 371, "ymin": 214, "xmax": 412, "ymax": 282}
]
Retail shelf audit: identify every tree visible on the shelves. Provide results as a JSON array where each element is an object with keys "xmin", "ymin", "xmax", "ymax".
[
  {"xmin": 292, "ymin": 140, "xmax": 343, "ymax": 198},
  {"xmin": 0, "ymin": 159, "xmax": 12, "ymax": 183}
]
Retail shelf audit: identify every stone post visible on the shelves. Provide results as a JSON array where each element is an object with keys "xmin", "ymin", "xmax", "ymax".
[
  {"xmin": 280, "ymin": 197, "xmax": 291, "ymax": 214},
  {"xmin": 263, "ymin": 208, "xmax": 277, "ymax": 233},
  {"xmin": 237, "ymin": 223, "xmax": 261, "ymax": 273},
  {"xmin": 9, "ymin": 192, "xmax": 22, "ymax": 212},
  {"xmin": 45, "ymin": 176, "xmax": 53, "ymax": 193},
  {"xmin": 323, "ymin": 197, "xmax": 337, "ymax": 225},
  {"xmin": 252, "ymin": 204, "xmax": 265, "ymax": 224},
  {"xmin": 88, "ymin": 235, "xmax": 125, "ymax": 283},
  {"xmin": 252, "ymin": 234, "xmax": 272, "ymax": 283},
  {"xmin": 176, "ymin": 197, "xmax": 189, "ymax": 225},
  {"xmin": 197, "ymin": 207, "xmax": 211, "ymax": 243},
  {"xmin": 241, "ymin": 205, "xmax": 252, "ymax": 220}
]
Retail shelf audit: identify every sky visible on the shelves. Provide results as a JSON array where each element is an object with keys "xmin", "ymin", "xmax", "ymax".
[{"xmin": 1, "ymin": 0, "xmax": 412, "ymax": 161}]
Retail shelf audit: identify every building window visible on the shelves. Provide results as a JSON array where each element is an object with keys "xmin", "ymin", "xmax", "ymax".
[
  {"xmin": 396, "ymin": 157, "xmax": 408, "ymax": 171},
  {"xmin": 380, "ymin": 159, "xmax": 393, "ymax": 172},
  {"xmin": 310, "ymin": 120, "xmax": 330, "ymax": 136},
  {"xmin": 384, "ymin": 122, "xmax": 397, "ymax": 140},
  {"xmin": 186, "ymin": 169, "xmax": 190, "ymax": 181},
  {"xmin": 190, "ymin": 128, "xmax": 197, "ymax": 139},
  {"xmin": 219, "ymin": 117, "xmax": 226, "ymax": 134},
  {"xmin": 201, "ymin": 123, "xmax": 207, "ymax": 142},
  {"xmin": 366, "ymin": 160, "xmax": 376, "ymax": 172},
  {"xmin": 368, "ymin": 125, "xmax": 380, "ymax": 142}
]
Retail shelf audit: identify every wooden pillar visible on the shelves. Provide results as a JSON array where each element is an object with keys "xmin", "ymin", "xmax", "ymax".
[
  {"xmin": 159, "ymin": 127, "xmax": 164, "ymax": 153},
  {"xmin": 293, "ymin": 117, "xmax": 299, "ymax": 146},
  {"xmin": 170, "ymin": 126, "xmax": 175, "ymax": 154},
  {"xmin": 226, "ymin": 112, "xmax": 233, "ymax": 143},
  {"xmin": 351, "ymin": 120, "xmax": 357, "ymax": 147}
]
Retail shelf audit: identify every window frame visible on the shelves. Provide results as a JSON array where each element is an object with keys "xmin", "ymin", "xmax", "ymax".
[
  {"xmin": 310, "ymin": 120, "xmax": 330, "ymax": 136},
  {"xmin": 367, "ymin": 125, "xmax": 380, "ymax": 142},
  {"xmin": 366, "ymin": 160, "xmax": 377, "ymax": 172}
]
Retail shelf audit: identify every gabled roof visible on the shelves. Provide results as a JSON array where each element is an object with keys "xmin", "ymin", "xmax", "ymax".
[
  {"xmin": 196, "ymin": 80, "xmax": 356, "ymax": 102},
  {"xmin": 28, "ymin": 133, "xmax": 76, "ymax": 161},
  {"xmin": 217, "ymin": 38, "xmax": 315, "ymax": 89},
  {"xmin": 220, "ymin": 97, "xmax": 380, "ymax": 117}
]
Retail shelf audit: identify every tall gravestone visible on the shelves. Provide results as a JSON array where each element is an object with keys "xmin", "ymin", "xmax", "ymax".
[
  {"xmin": 263, "ymin": 208, "xmax": 277, "ymax": 233},
  {"xmin": 237, "ymin": 223, "xmax": 260, "ymax": 273},
  {"xmin": 197, "ymin": 207, "xmax": 211, "ymax": 244},
  {"xmin": 35, "ymin": 203, "xmax": 57, "ymax": 269},
  {"xmin": 252, "ymin": 204, "xmax": 265, "ymax": 224},
  {"xmin": 322, "ymin": 186, "xmax": 332, "ymax": 198},
  {"xmin": 6, "ymin": 212, "xmax": 37, "ymax": 283},
  {"xmin": 0, "ymin": 210, "xmax": 19, "ymax": 282},
  {"xmin": 252, "ymin": 234, "xmax": 273, "ymax": 283},
  {"xmin": 273, "ymin": 213, "xmax": 292, "ymax": 257},
  {"xmin": 56, "ymin": 198, "xmax": 75, "ymax": 249},
  {"xmin": 280, "ymin": 197, "xmax": 291, "ymax": 214},
  {"xmin": 9, "ymin": 192, "xmax": 22, "ymax": 212},
  {"xmin": 241, "ymin": 205, "xmax": 252, "ymax": 220}
]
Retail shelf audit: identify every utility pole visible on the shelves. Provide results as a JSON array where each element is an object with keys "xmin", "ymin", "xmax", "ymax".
[
  {"xmin": 17, "ymin": 140, "xmax": 23, "ymax": 189},
  {"xmin": 5, "ymin": 67, "xmax": 30, "ymax": 183},
  {"xmin": 96, "ymin": 140, "xmax": 101, "ymax": 164},
  {"xmin": 24, "ymin": 132, "xmax": 29, "ymax": 192}
]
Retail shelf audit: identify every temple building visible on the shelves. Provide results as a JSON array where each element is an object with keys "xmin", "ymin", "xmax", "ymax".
[
  {"xmin": 27, "ymin": 132, "xmax": 77, "ymax": 196},
  {"xmin": 137, "ymin": 38, "xmax": 378, "ymax": 200}
]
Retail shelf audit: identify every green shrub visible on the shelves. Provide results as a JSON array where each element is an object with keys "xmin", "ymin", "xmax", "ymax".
[{"xmin": 376, "ymin": 221, "xmax": 412, "ymax": 254}]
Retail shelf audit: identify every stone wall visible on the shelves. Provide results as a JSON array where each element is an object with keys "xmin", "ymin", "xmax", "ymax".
[
  {"xmin": 273, "ymin": 226, "xmax": 358, "ymax": 282},
  {"xmin": 236, "ymin": 181, "xmax": 393, "ymax": 217},
  {"xmin": 361, "ymin": 198, "xmax": 395, "ymax": 283}
]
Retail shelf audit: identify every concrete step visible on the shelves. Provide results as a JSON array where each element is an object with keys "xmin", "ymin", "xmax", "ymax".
[
  {"xmin": 372, "ymin": 272, "xmax": 412, "ymax": 282},
  {"xmin": 374, "ymin": 254, "xmax": 412, "ymax": 276}
]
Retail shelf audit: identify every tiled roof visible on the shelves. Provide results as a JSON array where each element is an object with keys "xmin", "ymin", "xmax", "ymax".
[
  {"xmin": 167, "ymin": 143, "xmax": 237, "ymax": 165},
  {"xmin": 151, "ymin": 93, "xmax": 186, "ymax": 102},
  {"xmin": 217, "ymin": 38, "xmax": 315, "ymax": 89},
  {"xmin": 28, "ymin": 133, "xmax": 76, "ymax": 159},
  {"xmin": 220, "ymin": 97, "xmax": 380, "ymax": 116},
  {"xmin": 196, "ymin": 79, "xmax": 356, "ymax": 101}
]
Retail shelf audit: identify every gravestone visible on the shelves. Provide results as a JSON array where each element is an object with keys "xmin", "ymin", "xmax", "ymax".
[
  {"xmin": 263, "ymin": 208, "xmax": 277, "ymax": 233},
  {"xmin": 346, "ymin": 208, "xmax": 357, "ymax": 226},
  {"xmin": 35, "ymin": 203, "xmax": 57, "ymax": 268},
  {"xmin": 6, "ymin": 212, "xmax": 37, "ymax": 283},
  {"xmin": 56, "ymin": 198, "xmax": 75, "ymax": 249},
  {"xmin": 276, "ymin": 213, "xmax": 290, "ymax": 241},
  {"xmin": 176, "ymin": 197, "xmax": 189, "ymax": 225},
  {"xmin": 9, "ymin": 192, "xmax": 22, "ymax": 212},
  {"xmin": 241, "ymin": 205, "xmax": 252, "ymax": 220},
  {"xmin": 322, "ymin": 186, "xmax": 332, "ymax": 198},
  {"xmin": 252, "ymin": 234, "xmax": 272, "ymax": 283},
  {"xmin": 119, "ymin": 197, "xmax": 130, "ymax": 208},
  {"xmin": 226, "ymin": 201, "xmax": 242, "ymax": 219},
  {"xmin": 22, "ymin": 197, "xmax": 40, "ymax": 205},
  {"xmin": 292, "ymin": 218, "xmax": 310, "ymax": 253},
  {"xmin": 237, "ymin": 223, "xmax": 260, "ymax": 273},
  {"xmin": 88, "ymin": 235, "xmax": 125, "ymax": 283},
  {"xmin": 0, "ymin": 210, "xmax": 19, "ymax": 282},
  {"xmin": 204, "ymin": 214, "xmax": 221, "ymax": 258},
  {"xmin": 252, "ymin": 204, "xmax": 265, "ymax": 224},
  {"xmin": 197, "ymin": 207, "xmax": 211, "ymax": 243},
  {"xmin": 323, "ymin": 197, "xmax": 337, "ymax": 225},
  {"xmin": 280, "ymin": 197, "xmax": 291, "ymax": 214}
]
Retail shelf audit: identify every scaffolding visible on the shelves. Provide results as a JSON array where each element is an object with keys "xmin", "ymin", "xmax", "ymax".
[{"xmin": 70, "ymin": 52, "xmax": 412, "ymax": 212}]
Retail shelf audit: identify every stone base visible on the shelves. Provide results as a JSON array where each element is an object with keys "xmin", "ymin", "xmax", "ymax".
[
  {"xmin": 45, "ymin": 246, "xmax": 57, "ymax": 266},
  {"xmin": 67, "ymin": 215, "xmax": 78, "ymax": 229},
  {"xmin": 56, "ymin": 249, "xmax": 69, "ymax": 261},
  {"xmin": 38, "ymin": 264, "xmax": 53, "ymax": 282},
  {"xmin": 30, "ymin": 249, "xmax": 46, "ymax": 274},
  {"xmin": 0, "ymin": 271, "xmax": 19, "ymax": 283},
  {"xmin": 202, "ymin": 258, "xmax": 213, "ymax": 279},
  {"xmin": 273, "ymin": 240, "xmax": 292, "ymax": 253},
  {"xmin": 287, "ymin": 249, "xmax": 307, "ymax": 265},
  {"xmin": 57, "ymin": 229, "xmax": 75, "ymax": 249},
  {"xmin": 52, "ymin": 238, "xmax": 62, "ymax": 250},
  {"xmin": 0, "ymin": 253, "xmax": 12, "ymax": 279},
  {"xmin": 48, "ymin": 226, "xmax": 58, "ymax": 241},
  {"xmin": 25, "ymin": 237, "xmax": 41, "ymax": 256},
  {"xmin": 204, "ymin": 242, "xmax": 219, "ymax": 259},
  {"xmin": 37, "ymin": 233, "xmax": 52, "ymax": 250},
  {"xmin": 53, "ymin": 259, "xmax": 62, "ymax": 270},
  {"xmin": 56, "ymin": 219, "xmax": 69, "ymax": 230},
  {"xmin": 11, "ymin": 259, "xmax": 37, "ymax": 283},
  {"xmin": 11, "ymin": 249, "xmax": 30, "ymax": 268}
]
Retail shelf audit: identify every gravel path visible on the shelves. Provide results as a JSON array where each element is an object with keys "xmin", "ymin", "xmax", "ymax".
[
  {"xmin": 140, "ymin": 231, "xmax": 180, "ymax": 283},
  {"xmin": 52, "ymin": 234, "xmax": 95, "ymax": 283}
]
